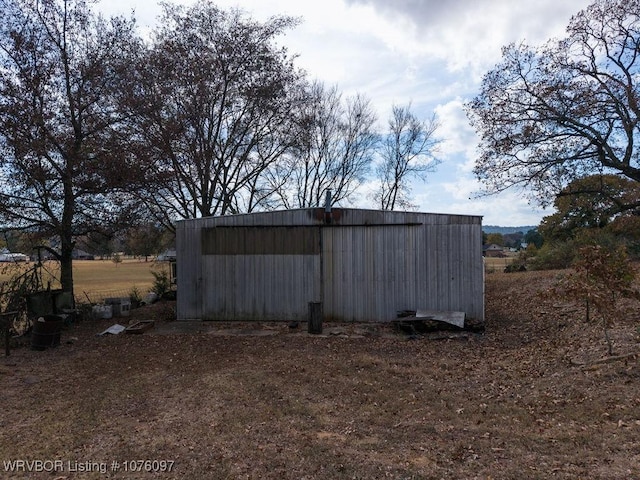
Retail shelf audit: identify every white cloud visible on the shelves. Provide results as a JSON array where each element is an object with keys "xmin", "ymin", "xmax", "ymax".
[
  {"xmin": 344, "ymin": 0, "xmax": 592, "ymax": 75},
  {"xmin": 433, "ymin": 98, "xmax": 476, "ymax": 158},
  {"xmin": 96, "ymin": 0, "xmax": 594, "ymax": 226},
  {"xmin": 415, "ymin": 178, "xmax": 546, "ymax": 226}
]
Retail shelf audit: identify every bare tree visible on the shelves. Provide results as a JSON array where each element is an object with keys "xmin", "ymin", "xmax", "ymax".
[
  {"xmin": 374, "ymin": 104, "xmax": 440, "ymax": 210},
  {"xmin": 0, "ymin": 0, "xmax": 143, "ymax": 294},
  {"xmin": 133, "ymin": 2, "xmax": 305, "ymax": 229},
  {"xmin": 466, "ymin": 0, "xmax": 640, "ymax": 208},
  {"xmin": 275, "ymin": 81, "xmax": 378, "ymax": 208}
]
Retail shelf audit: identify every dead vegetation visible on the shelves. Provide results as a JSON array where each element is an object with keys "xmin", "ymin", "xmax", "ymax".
[{"xmin": 1, "ymin": 270, "xmax": 640, "ymax": 479}]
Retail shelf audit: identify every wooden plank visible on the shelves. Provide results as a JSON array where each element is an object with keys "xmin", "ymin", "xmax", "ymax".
[{"xmin": 125, "ymin": 320, "xmax": 155, "ymax": 334}]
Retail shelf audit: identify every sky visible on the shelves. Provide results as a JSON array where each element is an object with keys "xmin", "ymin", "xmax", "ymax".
[{"xmin": 99, "ymin": 0, "xmax": 594, "ymax": 227}]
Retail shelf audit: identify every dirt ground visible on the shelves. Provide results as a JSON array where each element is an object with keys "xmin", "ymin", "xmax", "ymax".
[{"xmin": 2, "ymin": 270, "xmax": 640, "ymax": 479}]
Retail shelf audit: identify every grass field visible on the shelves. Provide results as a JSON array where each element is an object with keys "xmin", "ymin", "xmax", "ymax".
[
  {"xmin": 73, "ymin": 259, "xmax": 169, "ymax": 302},
  {"xmin": 484, "ymin": 254, "xmax": 517, "ymax": 273},
  {"xmin": 0, "ymin": 259, "xmax": 170, "ymax": 304}
]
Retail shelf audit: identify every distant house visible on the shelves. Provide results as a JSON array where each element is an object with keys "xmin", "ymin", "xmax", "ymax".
[
  {"xmin": 156, "ymin": 249, "xmax": 176, "ymax": 262},
  {"xmin": 72, "ymin": 249, "xmax": 95, "ymax": 260},
  {"xmin": 483, "ymin": 244, "xmax": 505, "ymax": 258},
  {"xmin": 0, "ymin": 248, "xmax": 29, "ymax": 262}
]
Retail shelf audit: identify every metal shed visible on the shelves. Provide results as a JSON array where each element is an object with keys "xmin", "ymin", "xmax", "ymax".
[{"xmin": 175, "ymin": 208, "xmax": 484, "ymax": 326}]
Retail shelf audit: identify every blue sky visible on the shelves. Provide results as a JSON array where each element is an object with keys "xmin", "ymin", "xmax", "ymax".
[{"xmin": 100, "ymin": 0, "xmax": 594, "ymax": 226}]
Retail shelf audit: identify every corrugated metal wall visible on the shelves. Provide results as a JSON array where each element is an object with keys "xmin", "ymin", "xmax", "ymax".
[{"xmin": 176, "ymin": 208, "xmax": 484, "ymax": 323}]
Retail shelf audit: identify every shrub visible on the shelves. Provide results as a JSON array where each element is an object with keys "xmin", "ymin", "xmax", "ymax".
[
  {"xmin": 151, "ymin": 268, "xmax": 170, "ymax": 297},
  {"xmin": 504, "ymin": 263, "xmax": 526, "ymax": 273},
  {"xmin": 530, "ymin": 228, "xmax": 627, "ymax": 271},
  {"xmin": 529, "ymin": 241, "xmax": 576, "ymax": 270},
  {"xmin": 129, "ymin": 286, "xmax": 143, "ymax": 309},
  {"xmin": 112, "ymin": 253, "xmax": 123, "ymax": 266},
  {"xmin": 551, "ymin": 245, "xmax": 638, "ymax": 355}
]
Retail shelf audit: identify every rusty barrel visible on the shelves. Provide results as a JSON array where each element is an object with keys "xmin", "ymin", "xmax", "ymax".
[{"xmin": 31, "ymin": 315, "xmax": 63, "ymax": 350}]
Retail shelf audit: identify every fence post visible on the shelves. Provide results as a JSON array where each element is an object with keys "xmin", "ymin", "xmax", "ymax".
[{"xmin": 1, "ymin": 311, "xmax": 18, "ymax": 356}]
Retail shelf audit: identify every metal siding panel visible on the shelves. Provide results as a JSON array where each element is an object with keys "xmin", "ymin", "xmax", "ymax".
[
  {"xmin": 258, "ymin": 255, "xmax": 271, "ymax": 315},
  {"xmin": 451, "ymin": 225, "xmax": 463, "ymax": 312},
  {"xmin": 381, "ymin": 226, "xmax": 395, "ymax": 319},
  {"xmin": 332, "ymin": 226, "xmax": 350, "ymax": 321},
  {"xmin": 455, "ymin": 226, "xmax": 465, "ymax": 310},
  {"xmin": 339, "ymin": 227, "xmax": 350, "ymax": 321},
  {"xmin": 234, "ymin": 254, "xmax": 246, "ymax": 317},
  {"xmin": 473, "ymin": 225, "xmax": 483, "ymax": 319},
  {"xmin": 363, "ymin": 227, "xmax": 373, "ymax": 320},
  {"xmin": 322, "ymin": 227, "xmax": 334, "ymax": 316},
  {"xmin": 354, "ymin": 227, "xmax": 364, "ymax": 321},
  {"xmin": 447, "ymin": 241, "xmax": 455, "ymax": 309},
  {"xmin": 424, "ymin": 225, "xmax": 435, "ymax": 310},
  {"xmin": 406, "ymin": 225, "xmax": 418, "ymax": 310},
  {"xmin": 201, "ymin": 255, "xmax": 220, "ymax": 319},
  {"xmin": 437, "ymin": 222, "xmax": 484, "ymax": 322},
  {"xmin": 175, "ymin": 222, "xmax": 189, "ymax": 320},
  {"xmin": 401, "ymin": 226, "xmax": 416, "ymax": 316},
  {"xmin": 371, "ymin": 227, "xmax": 383, "ymax": 319},
  {"xmin": 333, "ymin": 227, "xmax": 348, "ymax": 320},
  {"xmin": 359, "ymin": 227, "xmax": 370, "ymax": 321},
  {"xmin": 325, "ymin": 225, "xmax": 421, "ymax": 322},
  {"xmin": 463, "ymin": 225, "xmax": 475, "ymax": 316},
  {"xmin": 358, "ymin": 227, "xmax": 369, "ymax": 320},
  {"xmin": 195, "ymin": 213, "xmax": 325, "ymax": 321},
  {"xmin": 200, "ymin": 254, "xmax": 320, "ymax": 321},
  {"xmin": 176, "ymin": 220, "xmax": 204, "ymax": 321},
  {"xmin": 336, "ymin": 227, "xmax": 344, "ymax": 318},
  {"xmin": 440, "ymin": 226, "xmax": 451, "ymax": 310}
]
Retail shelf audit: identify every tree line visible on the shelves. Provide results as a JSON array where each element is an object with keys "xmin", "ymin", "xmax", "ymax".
[
  {"xmin": 3, "ymin": 0, "xmax": 640, "ymax": 295},
  {"xmin": 1, "ymin": 223, "xmax": 173, "ymax": 261},
  {"xmin": 0, "ymin": 0, "xmax": 439, "ymax": 293}
]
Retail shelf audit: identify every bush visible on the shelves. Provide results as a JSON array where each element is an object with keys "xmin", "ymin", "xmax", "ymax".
[
  {"xmin": 151, "ymin": 268, "xmax": 170, "ymax": 297},
  {"xmin": 529, "ymin": 228, "xmax": 628, "ymax": 271},
  {"xmin": 551, "ymin": 244, "xmax": 638, "ymax": 355},
  {"xmin": 112, "ymin": 253, "xmax": 123, "ymax": 266},
  {"xmin": 528, "ymin": 241, "xmax": 576, "ymax": 270},
  {"xmin": 129, "ymin": 286, "xmax": 143, "ymax": 309},
  {"xmin": 504, "ymin": 263, "xmax": 526, "ymax": 273}
]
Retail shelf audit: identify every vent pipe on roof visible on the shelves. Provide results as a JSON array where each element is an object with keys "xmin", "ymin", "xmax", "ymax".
[{"xmin": 324, "ymin": 189, "xmax": 332, "ymax": 224}]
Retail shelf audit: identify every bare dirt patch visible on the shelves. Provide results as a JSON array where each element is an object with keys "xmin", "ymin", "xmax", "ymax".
[{"xmin": 2, "ymin": 270, "xmax": 640, "ymax": 479}]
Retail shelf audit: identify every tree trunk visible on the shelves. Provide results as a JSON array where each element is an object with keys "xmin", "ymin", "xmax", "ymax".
[
  {"xmin": 60, "ymin": 176, "xmax": 75, "ymax": 295},
  {"xmin": 59, "ymin": 234, "xmax": 75, "ymax": 295}
]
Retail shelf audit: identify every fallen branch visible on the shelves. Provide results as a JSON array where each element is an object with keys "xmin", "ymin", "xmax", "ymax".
[{"xmin": 570, "ymin": 351, "xmax": 640, "ymax": 368}]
